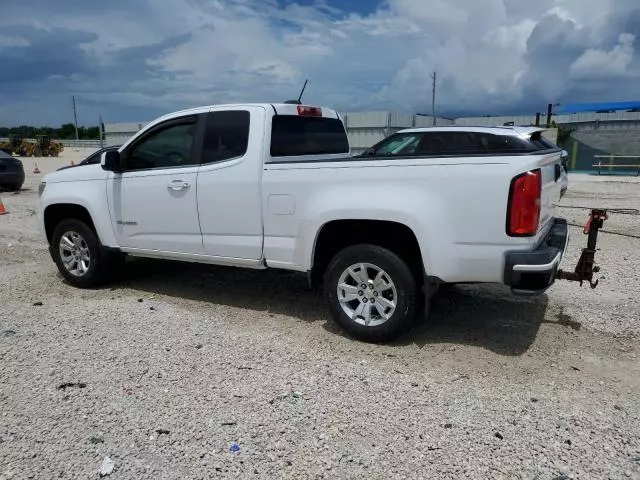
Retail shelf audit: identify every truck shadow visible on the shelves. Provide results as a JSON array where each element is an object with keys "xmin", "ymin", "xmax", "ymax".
[
  {"xmin": 397, "ymin": 284, "xmax": 548, "ymax": 356},
  {"xmin": 115, "ymin": 259, "xmax": 548, "ymax": 356}
]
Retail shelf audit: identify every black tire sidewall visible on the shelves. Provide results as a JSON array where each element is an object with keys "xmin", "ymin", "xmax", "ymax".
[
  {"xmin": 324, "ymin": 244, "xmax": 417, "ymax": 342},
  {"xmin": 51, "ymin": 219, "xmax": 104, "ymax": 287}
]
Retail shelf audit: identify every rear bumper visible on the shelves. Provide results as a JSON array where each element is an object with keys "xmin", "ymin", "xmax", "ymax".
[{"xmin": 504, "ymin": 218, "xmax": 569, "ymax": 295}]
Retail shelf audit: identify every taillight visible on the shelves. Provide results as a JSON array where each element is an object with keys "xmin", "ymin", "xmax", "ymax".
[
  {"xmin": 507, "ymin": 169, "xmax": 541, "ymax": 236},
  {"xmin": 297, "ymin": 105, "xmax": 322, "ymax": 116}
]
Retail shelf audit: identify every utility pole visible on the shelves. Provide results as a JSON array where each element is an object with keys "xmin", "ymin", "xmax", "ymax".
[
  {"xmin": 72, "ymin": 96, "xmax": 79, "ymax": 141},
  {"xmin": 99, "ymin": 115, "xmax": 104, "ymax": 148},
  {"xmin": 431, "ymin": 71, "xmax": 437, "ymax": 126}
]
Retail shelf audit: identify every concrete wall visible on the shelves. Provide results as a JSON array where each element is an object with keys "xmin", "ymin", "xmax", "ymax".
[{"xmin": 561, "ymin": 129, "xmax": 640, "ymax": 172}]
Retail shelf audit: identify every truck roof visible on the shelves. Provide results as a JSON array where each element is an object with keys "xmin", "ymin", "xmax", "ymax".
[
  {"xmin": 397, "ymin": 125, "xmax": 547, "ymax": 137},
  {"xmin": 153, "ymin": 103, "xmax": 341, "ymax": 124}
]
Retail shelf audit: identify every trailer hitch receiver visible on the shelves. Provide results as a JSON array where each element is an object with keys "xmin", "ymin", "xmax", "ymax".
[{"xmin": 556, "ymin": 209, "xmax": 607, "ymax": 289}]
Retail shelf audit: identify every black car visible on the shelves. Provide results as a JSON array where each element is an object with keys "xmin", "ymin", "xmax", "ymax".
[
  {"xmin": 57, "ymin": 145, "xmax": 120, "ymax": 171},
  {"xmin": 0, "ymin": 151, "xmax": 25, "ymax": 191}
]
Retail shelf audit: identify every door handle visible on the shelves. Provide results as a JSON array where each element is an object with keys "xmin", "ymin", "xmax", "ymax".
[{"xmin": 167, "ymin": 180, "xmax": 191, "ymax": 191}]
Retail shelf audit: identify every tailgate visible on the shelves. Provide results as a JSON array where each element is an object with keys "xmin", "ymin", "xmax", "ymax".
[{"xmin": 537, "ymin": 150, "xmax": 563, "ymax": 233}]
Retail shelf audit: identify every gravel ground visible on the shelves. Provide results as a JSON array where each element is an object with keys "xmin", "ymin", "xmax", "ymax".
[{"xmin": 1, "ymin": 161, "xmax": 639, "ymax": 479}]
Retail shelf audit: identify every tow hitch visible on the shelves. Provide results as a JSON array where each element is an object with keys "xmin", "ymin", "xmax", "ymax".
[{"xmin": 556, "ymin": 209, "xmax": 608, "ymax": 289}]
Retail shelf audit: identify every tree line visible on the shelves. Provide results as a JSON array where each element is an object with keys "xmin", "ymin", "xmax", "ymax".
[{"xmin": 0, "ymin": 124, "xmax": 101, "ymax": 140}]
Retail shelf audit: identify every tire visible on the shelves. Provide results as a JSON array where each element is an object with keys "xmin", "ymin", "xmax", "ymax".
[
  {"xmin": 323, "ymin": 244, "xmax": 418, "ymax": 342},
  {"xmin": 9, "ymin": 184, "xmax": 22, "ymax": 192},
  {"xmin": 51, "ymin": 219, "xmax": 109, "ymax": 288}
]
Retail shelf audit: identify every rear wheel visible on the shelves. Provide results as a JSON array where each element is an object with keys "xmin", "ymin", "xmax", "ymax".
[
  {"xmin": 51, "ymin": 219, "xmax": 109, "ymax": 288},
  {"xmin": 323, "ymin": 244, "xmax": 418, "ymax": 342}
]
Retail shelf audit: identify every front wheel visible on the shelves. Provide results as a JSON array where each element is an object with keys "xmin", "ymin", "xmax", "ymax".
[
  {"xmin": 323, "ymin": 244, "xmax": 418, "ymax": 342},
  {"xmin": 51, "ymin": 219, "xmax": 109, "ymax": 288}
]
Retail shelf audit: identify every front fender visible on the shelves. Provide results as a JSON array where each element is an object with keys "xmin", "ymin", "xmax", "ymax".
[{"xmin": 40, "ymin": 179, "xmax": 118, "ymax": 247}]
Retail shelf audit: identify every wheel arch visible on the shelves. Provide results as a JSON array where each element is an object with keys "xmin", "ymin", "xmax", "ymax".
[
  {"xmin": 44, "ymin": 204, "xmax": 98, "ymax": 245},
  {"xmin": 310, "ymin": 219, "xmax": 426, "ymax": 285}
]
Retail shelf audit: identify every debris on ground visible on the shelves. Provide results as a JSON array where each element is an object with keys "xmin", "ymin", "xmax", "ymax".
[
  {"xmin": 156, "ymin": 429, "xmax": 170, "ymax": 435},
  {"xmin": 99, "ymin": 457, "xmax": 114, "ymax": 476},
  {"xmin": 230, "ymin": 443, "xmax": 241, "ymax": 453},
  {"xmin": 89, "ymin": 436, "xmax": 104, "ymax": 444},
  {"xmin": 57, "ymin": 382, "xmax": 87, "ymax": 390},
  {"xmin": 32, "ymin": 301, "xmax": 43, "ymax": 306}
]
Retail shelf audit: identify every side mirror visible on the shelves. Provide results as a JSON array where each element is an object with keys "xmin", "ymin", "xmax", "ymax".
[
  {"xmin": 361, "ymin": 148, "xmax": 375, "ymax": 156},
  {"xmin": 101, "ymin": 150, "xmax": 122, "ymax": 172}
]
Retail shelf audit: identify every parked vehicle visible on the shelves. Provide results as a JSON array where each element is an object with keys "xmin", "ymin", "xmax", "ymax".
[
  {"xmin": 57, "ymin": 146, "xmax": 120, "ymax": 171},
  {"xmin": 38, "ymin": 104, "xmax": 567, "ymax": 342},
  {"xmin": 0, "ymin": 151, "xmax": 25, "ymax": 191}
]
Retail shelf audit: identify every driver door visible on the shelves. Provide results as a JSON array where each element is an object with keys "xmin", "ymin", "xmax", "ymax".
[{"xmin": 106, "ymin": 115, "xmax": 205, "ymax": 254}]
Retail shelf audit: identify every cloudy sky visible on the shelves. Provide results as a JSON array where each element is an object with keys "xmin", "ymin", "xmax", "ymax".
[{"xmin": 1, "ymin": 0, "xmax": 639, "ymax": 126}]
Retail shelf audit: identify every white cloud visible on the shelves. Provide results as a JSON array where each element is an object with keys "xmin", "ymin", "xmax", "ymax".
[{"xmin": 570, "ymin": 33, "xmax": 636, "ymax": 78}]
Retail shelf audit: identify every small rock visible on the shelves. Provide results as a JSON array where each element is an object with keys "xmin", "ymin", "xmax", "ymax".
[
  {"xmin": 89, "ymin": 436, "xmax": 104, "ymax": 444},
  {"xmin": 564, "ymin": 439, "xmax": 572, "ymax": 445},
  {"xmin": 156, "ymin": 429, "xmax": 170, "ymax": 435},
  {"xmin": 530, "ymin": 397, "xmax": 539, "ymax": 403},
  {"xmin": 99, "ymin": 457, "xmax": 114, "ymax": 476},
  {"xmin": 624, "ymin": 471, "xmax": 631, "ymax": 478},
  {"xmin": 495, "ymin": 432, "xmax": 504, "ymax": 440},
  {"xmin": 150, "ymin": 307, "xmax": 156, "ymax": 311},
  {"xmin": 137, "ymin": 298, "xmax": 143, "ymax": 303},
  {"xmin": 1, "ymin": 329, "xmax": 16, "ymax": 337},
  {"xmin": 444, "ymin": 424, "xmax": 453, "ymax": 429},
  {"xmin": 32, "ymin": 301, "xmax": 43, "ymax": 306},
  {"xmin": 614, "ymin": 405, "xmax": 623, "ymax": 411},
  {"xmin": 195, "ymin": 344, "xmax": 203, "ymax": 349},
  {"xmin": 570, "ymin": 366, "xmax": 580, "ymax": 371}
]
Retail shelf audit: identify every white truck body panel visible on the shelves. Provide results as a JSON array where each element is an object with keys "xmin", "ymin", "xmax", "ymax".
[
  {"xmin": 197, "ymin": 105, "xmax": 266, "ymax": 260},
  {"xmin": 263, "ymin": 152, "xmax": 561, "ymax": 283}
]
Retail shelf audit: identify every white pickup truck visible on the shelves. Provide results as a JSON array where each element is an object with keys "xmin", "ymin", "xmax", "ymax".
[{"xmin": 38, "ymin": 103, "xmax": 569, "ymax": 341}]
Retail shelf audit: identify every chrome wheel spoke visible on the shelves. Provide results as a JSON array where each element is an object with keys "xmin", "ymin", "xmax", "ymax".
[
  {"xmin": 338, "ymin": 283, "xmax": 360, "ymax": 302},
  {"xmin": 361, "ymin": 302, "xmax": 373, "ymax": 325},
  {"xmin": 61, "ymin": 236, "xmax": 75, "ymax": 249},
  {"xmin": 348, "ymin": 266, "xmax": 364, "ymax": 285},
  {"xmin": 375, "ymin": 295, "xmax": 395, "ymax": 311}
]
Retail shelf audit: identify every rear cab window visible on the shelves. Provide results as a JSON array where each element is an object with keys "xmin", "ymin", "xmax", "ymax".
[{"xmin": 268, "ymin": 105, "xmax": 350, "ymax": 160}]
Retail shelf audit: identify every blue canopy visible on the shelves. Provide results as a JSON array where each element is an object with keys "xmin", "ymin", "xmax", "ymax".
[{"xmin": 557, "ymin": 101, "xmax": 640, "ymax": 114}]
